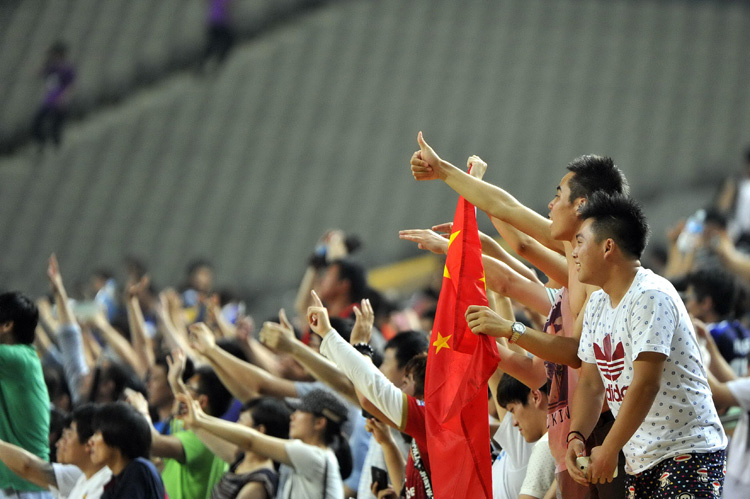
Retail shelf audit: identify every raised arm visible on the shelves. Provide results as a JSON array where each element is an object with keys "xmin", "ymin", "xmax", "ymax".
[
  {"xmin": 190, "ymin": 323, "xmax": 295, "ymax": 402},
  {"xmin": 0, "ymin": 439, "xmax": 57, "ymax": 489},
  {"xmin": 310, "ymin": 292, "xmax": 406, "ymax": 429},
  {"xmin": 466, "ymin": 305, "xmax": 581, "ymax": 368},
  {"xmin": 490, "ymin": 217, "xmax": 568, "ymax": 286},
  {"xmin": 399, "ymin": 228, "xmax": 552, "ymax": 316},
  {"xmin": 125, "ymin": 388, "xmax": 187, "ymax": 463},
  {"xmin": 47, "ymin": 254, "xmax": 90, "ymax": 405},
  {"xmin": 177, "ymin": 393, "xmax": 293, "ymax": 466},
  {"xmin": 89, "ymin": 311, "xmax": 143, "ymax": 374},
  {"xmin": 259, "ymin": 309, "xmax": 358, "ymax": 405},
  {"xmin": 125, "ymin": 276, "xmax": 155, "ymax": 379},
  {"xmin": 410, "ymin": 132, "xmax": 561, "ymax": 252}
]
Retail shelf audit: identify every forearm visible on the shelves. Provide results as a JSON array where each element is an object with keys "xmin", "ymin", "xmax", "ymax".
[
  {"xmin": 600, "ymin": 378, "xmax": 659, "ymax": 454},
  {"xmin": 479, "ymin": 231, "xmax": 543, "ymax": 283},
  {"xmin": 56, "ymin": 323, "xmax": 90, "ymax": 405},
  {"xmin": 320, "ymin": 332, "xmax": 404, "ymax": 424},
  {"xmin": 569, "ymin": 364, "xmax": 605, "ymax": 439},
  {"xmin": 194, "ymin": 428, "xmax": 239, "ymax": 464},
  {"xmin": 96, "ymin": 322, "xmax": 143, "ymax": 375},
  {"xmin": 490, "ymin": 217, "xmax": 567, "ymax": 280},
  {"xmin": 206, "ymin": 345, "xmax": 295, "ymax": 400},
  {"xmin": 484, "ymin": 256, "xmax": 553, "ymax": 316},
  {"xmin": 127, "ymin": 297, "xmax": 154, "ymax": 374},
  {"xmin": 514, "ymin": 329, "xmax": 582, "ymax": 368},
  {"xmin": 719, "ymin": 247, "xmax": 750, "ymax": 282},
  {"xmin": 381, "ymin": 439, "xmax": 406, "ymax": 494},
  {"xmin": 288, "ymin": 340, "xmax": 359, "ymax": 405},
  {"xmin": 495, "ymin": 345, "xmax": 548, "ymax": 390},
  {"xmin": 52, "ymin": 284, "xmax": 75, "ymax": 326},
  {"xmin": 441, "ymin": 161, "xmax": 555, "ymax": 248},
  {"xmin": 0, "ymin": 441, "xmax": 56, "ymax": 488},
  {"xmin": 203, "ymin": 347, "xmax": 261, "ymax": 402},
  {"xmin": 705, "ymin": 337, "xmax": 737, "ymax": 382}
]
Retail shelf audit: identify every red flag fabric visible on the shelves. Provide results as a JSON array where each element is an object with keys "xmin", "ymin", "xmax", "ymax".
[{"xmin": 424, "ymin": 193, "xmax": 500, "ymax": 498}]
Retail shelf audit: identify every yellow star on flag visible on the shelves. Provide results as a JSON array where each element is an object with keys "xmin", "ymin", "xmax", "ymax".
[
  {"xmin": 443, "ymin": 231, "xmax": 461, "ymax": 279},
  {"xmin": 433, "ymin": 332, "xmax": 452, "ymax": 354}
]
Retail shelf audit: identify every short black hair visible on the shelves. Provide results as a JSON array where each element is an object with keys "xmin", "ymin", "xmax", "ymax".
[
  {"xmin": 0, "ymin": 292, "xmax": 38, "ymax": 344},
  {"xmin": 329, "ymin": 317, "xmax": 354, "ymax": 343},
  {"xmin": 578, "ymin": 192, "xmax": 650, "ymax": 259},
  {"xmin": 496, "ymin": 375, "xmax": 548, "ymax": 408},
  {"xmin": 330, "ymin": 259, "xmax": 367, "ymax": 302},
  {"xmin": 686, "ymin": 267, "xmax": 738, "ymax": 318},
  {"xmin": 193, "ymin": 366, "xmax": 233, "ymax": 417},
  {"xmin": 566, "ymin": 155, "xmax": 629, "ymax": 203},
  {"xmin": 70, "ymin": 403, "xmax": 99, "ymax": 444},
  {"xmin": 404, "ymin": 352, "xmax": 427, "ymax": 398},
  {"xmin": 384, "ymin": 330, "xmax": 429, "ymax": 369},
  {"xmin": 93, "ymin": 402, "xmax": 151, "ymax": 460},
  {"xmin": 241, "ymin": 397, "xmax": 291, "ymax": 440}
]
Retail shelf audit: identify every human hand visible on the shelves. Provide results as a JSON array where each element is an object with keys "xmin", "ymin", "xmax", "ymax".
[
  {"xmin": 47, "ymin": 254, "xmax": 63, "ymax": 291},
  {"xmin": 364, "ymin": 418, "xmax": 394, "ymax": 446},
  {"xmin": 124, "ymin": 388, "xmax": 150, "ymax": 419},
  {"xmin": 350, "ymin": 299, "xmax": 374, "ymax": 345},
  {"xmin": 166, "ymin": 348, "xmax": 187, "ymax": 393},
  {"xmin": 371, "ymin": 484, "xmax": 397, "ymax": 499},
  {"xmin": 398, "ymin": 229, "xmax": 449, "ymax": 255},
  {"xmin": 467, "ymin": 155, "xmax": 487, "ymax": 179},
  {"xmin": 259, "ymin": 310, "xmax": 297, "ymax": 353},
  {"xmin": 326, "ymin": 230, "xmax": 348, "ymax": 262},
  {"xmin": 565, "ymin": 438, "xmax": 588, "ymax": 486},
  {"xmin": 127, "ymin": 275, "xmax": 150, "ymax": 299},
  {"xmin": 188, "ymin": 322, "xmax": 216, "ymax": 355},
  {"xmin": 175, "ymin": 393, "xmax": 203, "ymax": 429},
  {"xmin": 465, "ymin": 305, "xmax": 512, "ymax": 338},
  {"xmin": 307, "ymin": 291, "xmax": 332, "ymax": 338},
  {"xmin": 587, "ymin": 445, "xmax": 619, "ymax": 485},
  {"xmin": 411, "ymin": 132, "xmax": 445, "ymax": 181}
]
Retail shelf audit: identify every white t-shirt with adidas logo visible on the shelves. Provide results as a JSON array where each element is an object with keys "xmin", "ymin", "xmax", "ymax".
[{"xmin": 578, "ymin": 268, "xmax": 726, "ymax": 474}]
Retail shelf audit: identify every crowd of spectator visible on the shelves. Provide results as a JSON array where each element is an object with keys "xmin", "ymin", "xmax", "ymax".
[{"xmin": 0, "ymin": 138, "xmax": 749, "ymax": 499}]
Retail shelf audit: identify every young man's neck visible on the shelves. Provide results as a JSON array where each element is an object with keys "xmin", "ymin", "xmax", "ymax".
[
  {"xmin": 107, "ymin": 454, "xmax": 131, "ymax": 477},
  {"xmin": 601, "ymin": 263, "xmax": 641, "ymax": 308},
  {"xmin": 78, "ymin": 461, "xmax": 106, "ymax": 480}
]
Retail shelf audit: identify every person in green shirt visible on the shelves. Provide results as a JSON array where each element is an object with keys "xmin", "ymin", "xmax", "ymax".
[{"xmin": 0, "ymin": 292, "xmax": 51, "ymax": 499}]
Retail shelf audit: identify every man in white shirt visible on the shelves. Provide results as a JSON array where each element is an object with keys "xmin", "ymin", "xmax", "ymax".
[
  {"xmin": 0, "ymin": 404, "xmax": 111, "ymax": 499},
  {"xmin": 496, "ymin": 374, "xmax": 555, "ymax": 499},
  {"xmin": 566, "ymin": 193, "xmax": 726, "ymax": 497}
]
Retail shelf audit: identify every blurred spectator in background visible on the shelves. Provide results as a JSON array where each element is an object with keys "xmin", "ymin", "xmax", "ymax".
[
  {"xmin": 716, "ymin": 146, "xmax": 750, "ymax": 250},
  {"xmin": 685, "ymin": 268, "xmax": 750, "ymax": 377},
  {"xmin": 32, "ymin": 41, "xmax": 75, "ymax": 151},
  {"xmin": 200, "ymin": 0, "xmax": 235, "ymax": 73}
]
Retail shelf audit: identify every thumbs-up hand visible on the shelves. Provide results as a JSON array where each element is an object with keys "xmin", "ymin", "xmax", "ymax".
[{"xmin": 411, "ymin": 131, "xmax": 446, "ymax": 181}]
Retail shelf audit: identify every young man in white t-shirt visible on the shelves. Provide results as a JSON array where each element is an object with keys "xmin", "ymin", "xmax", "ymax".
[
  {"xmin": 565, "ymin": 193, "xmax": 727, "ymax": 498},
  {"xmin": 495, "ymin": 374, "xmax": 555, "ymax": 499}
]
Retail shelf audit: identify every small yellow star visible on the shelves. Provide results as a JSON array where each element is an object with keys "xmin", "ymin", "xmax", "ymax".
[{"xmin": 433, "ymin": 332, "xmax": 452, "ymax": 354}]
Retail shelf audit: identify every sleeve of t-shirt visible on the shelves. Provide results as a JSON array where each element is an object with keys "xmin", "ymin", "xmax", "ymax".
[
  {"xmin": 56, "ymin": 323, "xmax": 90, "ymax": 405},
  {"xmin": 518, "ymin": 436, "xmax": 556, "ymax": 498},
  {"xmin": 50, "ymin": 463, "xmax": 84, "ymax": 496},
  {"xmin": 402, "ymin": 395, "xmax": 426, "ymax": 441},
  {"xmin": 284, "ymin": 439, "xmax": 327, "ymax": 480},
  {"xmin": 0, "ymin": 344, "xmax": 34, "ymax": 379},
  {"xmin": 319, "ymin": 331, "xmax": 405, "ymax": 425},
  {"xmin": 727, "ymin": 378, "xmax": 750, "ymax": 411},
  {"xmin": 628, "ymin": 291, "xmax": 677, "ymax": 359}
]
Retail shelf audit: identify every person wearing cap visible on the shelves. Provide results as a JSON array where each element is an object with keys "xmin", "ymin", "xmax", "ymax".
[{"xmin": 176, "ymin": 388, "xmax": 352, "ymax": 499}]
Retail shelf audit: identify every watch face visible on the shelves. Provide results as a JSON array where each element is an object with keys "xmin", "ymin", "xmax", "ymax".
[{"xmin": 512, "ymin": 322, "xmax": 525, "ymax": 334}]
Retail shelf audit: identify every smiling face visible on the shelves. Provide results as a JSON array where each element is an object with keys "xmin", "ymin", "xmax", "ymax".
[
  {"xmin": 572, "ymin": 218, "xmax": 607, "ymax": 287},
  {"xmin": 548, "ymin": 172, "xmax": 584, "ymax": 242}
]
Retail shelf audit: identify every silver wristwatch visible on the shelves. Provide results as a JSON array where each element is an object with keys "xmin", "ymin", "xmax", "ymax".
[{"xmin": 509, "ymin": 321, "xmax": 527, "ymax": 344}]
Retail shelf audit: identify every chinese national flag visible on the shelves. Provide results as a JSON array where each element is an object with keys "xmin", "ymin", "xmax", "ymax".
[{"xmin": 424, "ymin": 193, "xmax": 500, "ymax": 498}]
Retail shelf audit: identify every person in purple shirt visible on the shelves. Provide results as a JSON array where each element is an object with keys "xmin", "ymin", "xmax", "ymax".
[
  {"xmin": 200, "ymin": 0, "xmax": 235, "ymax": 72},
  {"xmin": 32, "ymin": 41, "xmax": 76, "ymax": 150}
]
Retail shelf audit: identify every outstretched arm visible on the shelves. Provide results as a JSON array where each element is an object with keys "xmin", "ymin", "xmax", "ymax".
[
  {"xmin": 177, "ymin": 393, "xmax": 293, "ymax": 466},
  {"xmin": 410, "ymin": 132, "xmax": 561, "ymax": 252},
  {"xmin": 190, "ymin": 323, "xmax": 295, "ymax": 402},
  {"xmin": 0, "ymin": 439, "xmax": 57, "ymax": 489},
  {"xmin": 125, "ymin": 388, "xmax": 186, "ymax": 463},
  {"xmin": 259, "ymin": 309, "xmax": 358, "ymax": 405},
  {"xmin": 125, "ymin": 276, "xmax": 155, "ymax": 379}
]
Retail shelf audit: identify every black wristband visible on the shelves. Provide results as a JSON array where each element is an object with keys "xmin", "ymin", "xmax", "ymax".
[
  {"xmin": 567, "ymin": 430, "xmax": 586, "ymax": 444},
  {"xmin": 352, "ymin": 343, "xmax": 374, "ymax": 358}
]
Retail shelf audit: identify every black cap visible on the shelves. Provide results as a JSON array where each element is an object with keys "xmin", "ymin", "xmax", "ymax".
[{"xmin": 286, "ymin": 389, "xmax": 348, "ymax": 426}]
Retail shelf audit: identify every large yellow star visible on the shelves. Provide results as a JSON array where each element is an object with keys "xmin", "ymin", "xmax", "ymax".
[
  {"xmin": 433, "ymin": 332, "xmax": 452, "ymax": 354},
  {"xmin": 443, "ymin": 231, "xmax": 461, "ymax": 279}
]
